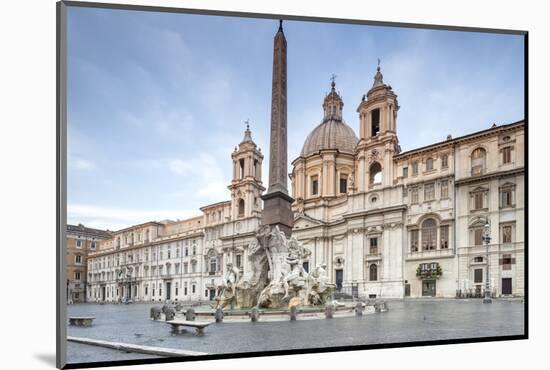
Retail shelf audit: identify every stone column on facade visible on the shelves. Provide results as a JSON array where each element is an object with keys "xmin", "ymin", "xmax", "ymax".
[
  {"xmin": 346, "ymin": 231, "xmax": 354, "ymax": 284},
  {"xmin": 328, "ymin": 157, "xmax": 335, "ymax": 196},
  {"xmin": 383, "ymin": 228, "xmax": 390, "ymax": 282},
  {"xmin": 358, "ymin": 154, "xmax": 366, "ymax": 193}
]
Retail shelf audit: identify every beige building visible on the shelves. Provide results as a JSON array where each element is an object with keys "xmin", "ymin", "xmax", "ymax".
[
  {"xmin": 86, "ymin": 125, "xmax": 265, "ymax": 303},
  {"xmin": 66, "ymin": 224, "xmax": 111, "ymax": 303},
  {"xmin": 289, "ymin": 66, "xmax": 524, "ymax": 298},
  {"xmin": 85, "ymin": 66, "xmax": 524, "ymax": 302}
]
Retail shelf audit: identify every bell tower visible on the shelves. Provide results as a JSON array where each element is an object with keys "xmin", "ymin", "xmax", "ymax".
[
  {"xmin": 355, "ymin": 62, "xmax": 400, "ymax": 191},
  {"xmin": 229, "ymin": 121, "xmax": 265, "ymax": 220}
]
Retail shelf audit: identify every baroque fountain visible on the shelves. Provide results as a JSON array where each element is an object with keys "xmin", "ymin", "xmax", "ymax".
[{"xmin": 214, "ymin": 225, "xmax": 334, "ymax": 309}]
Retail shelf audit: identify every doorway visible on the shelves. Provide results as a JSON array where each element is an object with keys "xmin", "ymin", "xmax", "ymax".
[
  {"xmin": 209, "ymin": 288, "xmax": 216, "ymax": 300},
  {"xmin": 166, "ymin": 282, "xmax": 172, "ymax": 300},
  {"xmin": 502, "ymin": 278, "xmax": 512, "ymax": 295},
  {"xmin": 422, "ymin": 280, "xmax": 436, "ymax": 297},
  {"xmin": 335, "ymin": 269, "xmax": 343, "ymax": 291},
  {"xmin": 101, "ymin": 286, "xmax": 106, "ymax": 302}
]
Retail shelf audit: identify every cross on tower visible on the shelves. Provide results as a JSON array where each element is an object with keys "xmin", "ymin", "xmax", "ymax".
[
  {"xmin": 377, "ymin": 58, "xmax": 381, "ymax": 71},
  {"xmin": 244, "ymin": 119, "xmax": 250, "ymax": 130},
  {"xmin": 330, "ymin": 73, "xmax": 337, "ymax": 84}
]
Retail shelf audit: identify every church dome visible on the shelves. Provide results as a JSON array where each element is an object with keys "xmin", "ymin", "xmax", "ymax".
[
  {"xmin": 301, "ymin": 119, "xmax": 359, "ymax": 156},
  {"xmin": 301, "ymin": 79, "xmax": 359, "ymax": 156}
]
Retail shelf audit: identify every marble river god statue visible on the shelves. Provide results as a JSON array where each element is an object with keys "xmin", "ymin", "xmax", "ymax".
[{"xmin": 214, "ymin": 225, "xmax": 335, "ymax": 309}]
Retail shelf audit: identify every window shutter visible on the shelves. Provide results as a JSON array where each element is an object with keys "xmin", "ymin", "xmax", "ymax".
[{"xmin": 511, "ymin": 258, "xmax": 516, "ymax": 264}]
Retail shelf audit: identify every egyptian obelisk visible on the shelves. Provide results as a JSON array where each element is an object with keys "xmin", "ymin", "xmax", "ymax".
[{"xmin": 261, "ymin": 20, "xmax": 294, "ymax": 237}]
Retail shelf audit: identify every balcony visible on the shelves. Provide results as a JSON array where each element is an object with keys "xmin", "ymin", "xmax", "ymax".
[
  {"xmin": 365, "ymin": 253, "xmax": 382, "ymax": 262},
  {"xmin": 406, "ymin": 248, "xmax": 454, "ymax": 261}
]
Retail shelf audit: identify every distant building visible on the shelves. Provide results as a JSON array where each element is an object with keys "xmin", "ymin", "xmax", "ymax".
[{"xmin": 66, "ymin": 224, "xmax": 111, "ymax": 303}]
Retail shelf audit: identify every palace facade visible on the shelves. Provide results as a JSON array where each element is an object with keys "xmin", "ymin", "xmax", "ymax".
[
  {"xmin": 66, "ymin": 224, "xmax": 111, "ymax": 302},
  {"xmin": 83, "ymin": 30, "xmax": 524, "ymax": 303}
]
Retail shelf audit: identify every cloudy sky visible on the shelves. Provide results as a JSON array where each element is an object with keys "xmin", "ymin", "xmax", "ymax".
[{"xmin": 66, "ymin": 6, "xmax": 524, "ymax": 231}]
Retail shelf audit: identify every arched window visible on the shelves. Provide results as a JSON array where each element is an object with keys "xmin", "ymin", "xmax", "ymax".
[
  {"xmin": 421, "ymin": 218, "xmax": 437, "ymax": 250},
  {"xmin": 238, "ymin": 199, "xmax": 245, "ymax": 217},
  {"xmin": 471, "ymin": 148, "xmax": 486, "ymax": 176},
  {"xmin": 369, "ymin": 162, "xmax": 382, "ymax": 185},
  {"xmin": 239, "ymin": 158, "xmax": 245, "ymax": 179},
  {"xmin": 369, "ymin": 264, "xmax": 378, "ymax": 281}
]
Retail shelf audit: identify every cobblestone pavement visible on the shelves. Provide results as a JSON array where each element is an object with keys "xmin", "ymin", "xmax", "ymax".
[{"xmin": 66, "ymin": 299, "xmax": 524, "ymax": 364}]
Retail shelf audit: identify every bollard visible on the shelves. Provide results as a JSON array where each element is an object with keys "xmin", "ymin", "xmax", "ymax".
[
  {"xmin": 250, "ymin": 307, "xmax": 259, "ymax": 322},
  {"xmin": 355, "ymin": 302, "xmax": 364, "ymax": 317},
  {"xmin": 325, "ymin": 303, "xmax": 334, "ymax": 319},
  {"xmin": 290, "ymin": 306, "xmax": 297, "ymax": 321},
  {"xmin": 215, "ymin": 308, "xmax": 224, "ymax": 323},
  {"xmin": 165, "ymin": 307, "xmax": 175, "ymax": 321},
  {"xmin": 185, "ymin": 308, "xmax": 196, "ymax": 321}
]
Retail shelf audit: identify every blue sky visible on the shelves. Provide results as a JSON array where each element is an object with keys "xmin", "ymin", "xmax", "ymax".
[{"xmin": 66, "ymin": 6, "xmax": 524, "ymax": 231}]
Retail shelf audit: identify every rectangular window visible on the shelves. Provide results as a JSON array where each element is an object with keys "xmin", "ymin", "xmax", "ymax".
[
  {"xmin": 502, "ymin": 225, "xmax": 512, "ymax": 244},
  {"xmin": 474, "ymin": 228, "xmax": 483, "ymax": 246},
  {"xmin": 502, "ymin": 147, "xmax": 512, "ymax": 164},
  {"xmin": 411, "ymin": 187, "xmax": 419, "ymax": 204},
  {"xmin": 75, "ymin": 255, "xmax": 82, "ymax": 264},
  {"xmin": 369, "ymin": 238, "xmax": 378, "ymax": 254},
  {"xmin": 339, "ymin": 176, "xmax": 347, "ymax": 194},
  {"xmin": 474, "ymin": 269, "xmax": 483, "ymax": 283},
  {"xmin": 402, "ymin": 167, "xmax": 408, "ymax": 178},
  {"xmin": 441, "ymin": 154, "xmax": 448, "ymax": 168},
  {"xmin": 422, "ymin": 225, "xmax": 436, "ymax": 250},
  {"xmin": 90, "ymin": 241, "xmax": 96, "ymax": 249},
  {"xmin": 210, "ymin": 258, "xmax": 217, "ymax": 274},
  {"xmin": 502, "ymin": 254, "xmax": 512, "ymax": 270},
  {"xmin": 412, "ymin": 162, "xmax": 418, "ymax": 175},
  {"xmin": 441, "ymin": 180, "xmax": 449, "ymax": 198},
  {"xmin": 371, "ymin": 108, "xmax": 380, "ymax": 136},
  {"xmin": 424, "ymin": 183, "xmax": 435, "ymax": 201},
  {"xmin": 426, "ymin": 158, "xmax": 434, "ymax": 171},
  {"xmin": 192, "ymin": 285, "xmax": 196, "ymax": 294},
  {"xmin": 76, "ymin": 240, "xmax": 82, "ymax": 248},
  {"xmin": 236, "ymin": 254, "xmax": 242, "ymax": 268},
  {"xmin": 473, "ymin": 192, "xmax": 484, "ymax": 210},
  {"xmin": 501, "ymin": 189, "xmax": 513, "ymax": 208},
  {"xmin": 440, "ymin": 225, "xmax": 449, "ymax": 249},
  {"xmin": 410, "ymin": 230, "xmax": 419, "ymax": 252},
  {"xmin": 74, "ymin": 272, "xmax": 81, "ymax": 281},
  {"xmin": 311, "ymin": 176, "xmax": 319, "ymax": 196}
]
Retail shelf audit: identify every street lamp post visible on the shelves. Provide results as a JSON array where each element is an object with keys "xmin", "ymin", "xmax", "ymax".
[{"xmin": 482, "ymin": 222, "xmax": 492, "ymax": 304}]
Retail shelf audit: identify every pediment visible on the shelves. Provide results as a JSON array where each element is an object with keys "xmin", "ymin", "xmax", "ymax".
[{"xmin": 293, "ymin": 214, "xmax": 324, "ymax": 229}]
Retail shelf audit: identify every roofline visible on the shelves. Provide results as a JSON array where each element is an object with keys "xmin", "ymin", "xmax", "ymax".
[
  {"xmin": 111, "ymin": 221, "xmax": 165, "ymax": 234},
  {"xmin": 394, "ymin": 120, "xmax": 524, "ymax": 159},
  {"xmin": 200, "ymin": 200, "xmax": 231, "ymax": 211}
]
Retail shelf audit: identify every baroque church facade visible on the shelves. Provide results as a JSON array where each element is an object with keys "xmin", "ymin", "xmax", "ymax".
[
  {"xmin": 84, "ymin": 25, "xmax": 524, "ymax": 303},
  {"xmin": 289, "ymin": 66, "xmax": 524, "ymax": 299}
]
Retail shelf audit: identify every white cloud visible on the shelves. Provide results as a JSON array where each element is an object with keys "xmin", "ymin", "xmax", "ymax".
[
  {"xmin": 68, "ymin": 203, "xmax": 198, "ymax": 231},
  {"xmin": 70, "ymin": 157, "xmax": 96, "ymax": 171}
]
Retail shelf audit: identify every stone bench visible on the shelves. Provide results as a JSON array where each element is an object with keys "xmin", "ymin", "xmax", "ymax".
[
  {"xmin": 164, "ymin": 319, "xmax": 211, "ymax": 335},
  {"xmin": 69, "ymin": 316, "xmax": 95, "ymax": 327}
]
